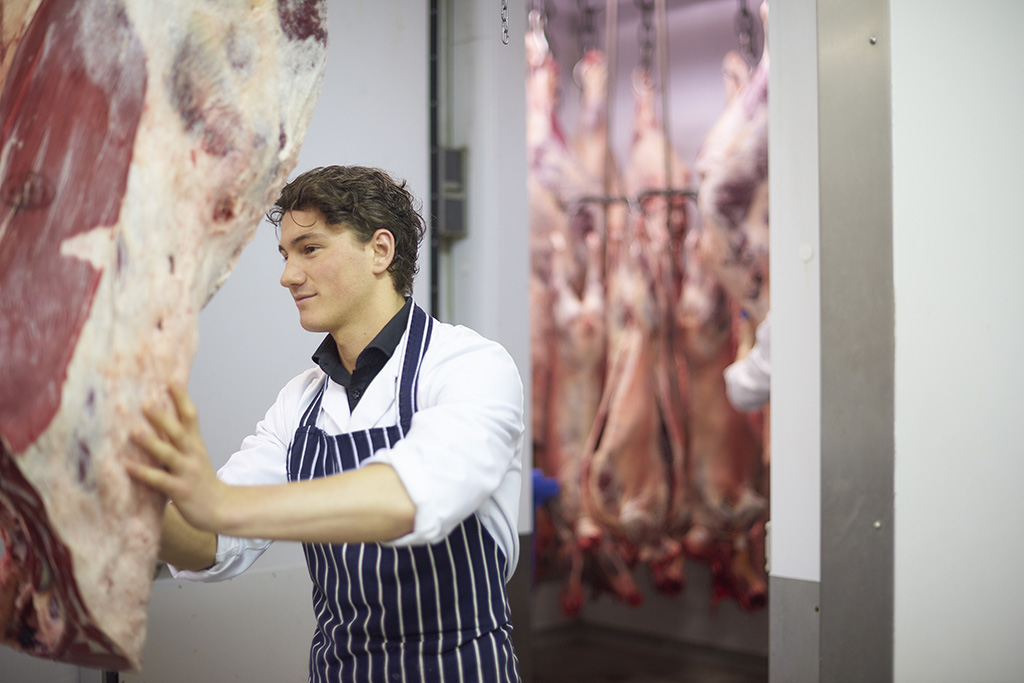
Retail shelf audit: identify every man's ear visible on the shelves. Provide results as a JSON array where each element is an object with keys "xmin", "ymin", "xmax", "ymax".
[{"xmin": 370, "ymin": 229, "xmax": 396, "ymax": 274}]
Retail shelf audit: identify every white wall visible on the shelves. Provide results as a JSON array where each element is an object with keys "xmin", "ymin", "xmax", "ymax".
[
  {"xmin": 443, "ymin": 0, "xmax": 533, "ymax": 529},
  {"xmin": 891, "ymin": 1, "xmax": 1024, "ymax": 681}
]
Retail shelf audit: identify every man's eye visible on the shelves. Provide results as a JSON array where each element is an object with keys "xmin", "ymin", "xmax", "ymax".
[{"xmin": 304, "ymin": 245, "xmax": 319, "ymax": 255}]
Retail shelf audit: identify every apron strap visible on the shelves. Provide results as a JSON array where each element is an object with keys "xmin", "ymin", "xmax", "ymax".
[
  {"xmin": 397, "ymin": 304, "xmax": 433, "ymax": 434},
  {"xmin": 300, "ymin": 376, "xmax": 329, "ymax": 427}
]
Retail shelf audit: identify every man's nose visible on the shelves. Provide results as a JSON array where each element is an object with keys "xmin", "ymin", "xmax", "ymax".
[{"xmin": 280, "ymin": 258, "xmax": 304, "ymax": 288}]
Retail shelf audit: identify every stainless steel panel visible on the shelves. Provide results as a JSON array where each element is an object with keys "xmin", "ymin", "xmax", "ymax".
[
  {"xmin": 817, "ymin": 0, "xmax": 894, "ymax": 681},
  {"xmin": 770, "ymin": 575, "xmax": 820, "ymax": 683}
]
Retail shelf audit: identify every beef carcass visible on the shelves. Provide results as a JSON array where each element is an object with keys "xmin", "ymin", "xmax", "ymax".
[
  {"xmin": 525, "ymin": 23, "xmax": 564, "ymax": 470},
  {"xmin": 528, "ymin": 39, "xmax": 651, "ymax": 612},
  {"xmin": 571, "ymin": 49, "xmax": 614, "ymax": 190},
  {"xmin": 694, "ymin": 7, "xmax": 769, "ymax": 328},
  {"xmin": 0, "ymin": 0, "xmax": 327, "ymax": 670},
  {"xmin": 604, "ymin": 67, "xmax": 691, "ymax": 591},
  {"xmin": 720, "ymin": 49, "xmax": 752, "ymax": 105},
  {"xmin": 545, "ymin": 230, "xmax": 606, "ymax": 614},
  {"xmin": 676, "ymin": 233, "xmax": 766, "ymax": 607},
  {"xmin": 571, "ymin": 48, "xmax": 628, "ymax": 247},
  {"xmin": 525, "ymin": 23, "xmax": 609, "ymax": 559},
  {"xmin": 578, "ymin": 232, "xmax": 685, "ymax": 600},
  {"xmin": 573, "ymin": 66, "xmax": 696, "ymax": 604},
  {"xmin": 525, "ymin": 23, "xmax": 605, "ymax": 297},
  {"xmin": 685, "ymin": 0, "xmax": 770, "ymax": 609},
  {"xmin": 527, "ymin": 176, "xmax": 561, "ymax": 473},
  {"xmin": 549, "ymin": 234, "xmax": 605, "ymax": 482}
]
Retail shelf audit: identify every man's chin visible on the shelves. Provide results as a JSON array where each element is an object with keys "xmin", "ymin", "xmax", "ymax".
[{"xmin": 298, "ymin": 318, "xmax": 328, "ymax": 334}]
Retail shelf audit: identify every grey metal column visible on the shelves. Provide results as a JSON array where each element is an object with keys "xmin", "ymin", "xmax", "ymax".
[
  {"xmin": 817, "ymin": 1, "xmax": 894, "ymax": 682},
  {"xmin": 770, "ymin": 576, "xmax": 821, "ymax": 683}
]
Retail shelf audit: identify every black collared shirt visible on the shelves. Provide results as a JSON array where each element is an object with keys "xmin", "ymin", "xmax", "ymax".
[{"xmin": 311, "ymin": 298, "xmax": 412, "ymax": 411}]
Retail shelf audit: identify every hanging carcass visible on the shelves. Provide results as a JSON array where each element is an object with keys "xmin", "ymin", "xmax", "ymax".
[
  {"xmin": 525, "ymin": 11, "xmax": 622, "ymax": 611},
  {"xmin": 0, "ymin": 0, "xmax": 327, "ymax": 669},
  {"xmin": 578, "ymin": 55, "xmax": 692, "ymax": 602},
  {"xmin": 686, "ymin": 0, "xmax": 771, "ymax": 609}
]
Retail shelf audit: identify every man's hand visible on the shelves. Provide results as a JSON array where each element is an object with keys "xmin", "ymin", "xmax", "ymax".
[
  {"xmin": 127, "ymin": 383, "xmax": 231, "ymax": 534},
  {"xmin": 128, "ymin": 384, "xmax": 415, "ymax": 547}
]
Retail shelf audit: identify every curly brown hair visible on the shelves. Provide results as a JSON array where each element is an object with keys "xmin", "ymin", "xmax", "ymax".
[{"xmin": 267, "ymin": 165, "xmax": 425, "ymax": 296}]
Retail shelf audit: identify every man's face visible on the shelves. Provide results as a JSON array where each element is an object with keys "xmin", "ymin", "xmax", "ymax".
[{"xmin": 278, "ymin": 208, "xmax": 375, "ymax": 337}]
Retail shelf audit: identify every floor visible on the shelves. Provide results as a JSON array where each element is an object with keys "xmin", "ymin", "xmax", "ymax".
[{"xmin": 530, "ymin": 625, "xmax": 768, "ymax": 683}]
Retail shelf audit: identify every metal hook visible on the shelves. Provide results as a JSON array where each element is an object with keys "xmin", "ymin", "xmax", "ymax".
[
  {"xmin": 635, "ymin": 0, "xmax": 655, "ymax": 74},
  {"xmin": 735, "ymin": 0, "xmax": 759, "ymax": 67},
  {"xmin": 575, "ymin": 0, "xmax": 597, "ymax": 56}
]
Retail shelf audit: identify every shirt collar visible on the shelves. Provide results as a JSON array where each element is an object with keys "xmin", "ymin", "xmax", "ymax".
[{"xmin": 311, "ymin": 298, "xmax": 412, "ymax": 389}]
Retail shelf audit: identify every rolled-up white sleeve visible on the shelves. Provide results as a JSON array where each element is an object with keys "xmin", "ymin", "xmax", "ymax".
[{"xmin": 369, "ymin": 326, "xmax": 524, "ymax": 570}]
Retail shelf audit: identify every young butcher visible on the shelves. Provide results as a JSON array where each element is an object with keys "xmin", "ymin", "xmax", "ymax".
[{"xmin": 129, "ymin": 165, "xmax": 525, "ymax": 683}]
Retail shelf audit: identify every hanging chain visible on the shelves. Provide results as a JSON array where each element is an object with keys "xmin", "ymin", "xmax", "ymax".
[
  {"xmin": 577, "ymin": 0, "xmax": 596, "ymax": 55},
  {"xmin": 636, "ymin": 0, "xmax": 655, "ymax": 74},
  {"xmin": 529, "ymin": 0, "xmax": 557, "ymax": 59},
  {"xmin": 734, "ymin": 0, "xmax": 757, "ymax": 66},
  {"xmin": 501, "ymin": 0, "xmax": 509, "ymax": 45}
]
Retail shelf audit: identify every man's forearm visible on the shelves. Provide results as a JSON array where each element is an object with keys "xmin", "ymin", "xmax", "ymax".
[
  {"xmin": 160, "ymin": 502, "xmax": 217, "ymax": 571},
  {"xmin": 212, "ymin": 463, "xmax": 416, "ymax": 545}
]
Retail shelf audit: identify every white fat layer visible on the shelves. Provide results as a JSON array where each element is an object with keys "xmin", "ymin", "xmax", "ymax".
[{"xmin": 58, "ymin": 226, "xmax": 115, "ymax": 268}]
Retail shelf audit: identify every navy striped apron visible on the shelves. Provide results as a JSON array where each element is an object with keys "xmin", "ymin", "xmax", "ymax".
[{"xmin": 287, "ymin": 305, "xmax": 521, "ymax": 683}]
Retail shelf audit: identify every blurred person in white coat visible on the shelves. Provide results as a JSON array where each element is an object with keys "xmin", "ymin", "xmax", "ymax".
[{"xmin": 724, "ymin": 311, "xmax": 771, "ymax": 413}]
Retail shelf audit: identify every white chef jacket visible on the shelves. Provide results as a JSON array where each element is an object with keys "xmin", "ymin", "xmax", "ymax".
[
  {"xmin": 170, "ymin": 314, "xmax": 525, "ymax": 582},
  {"xmin": 723, "ymin": 312, "xmax": 771, "ymax": 413}
]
